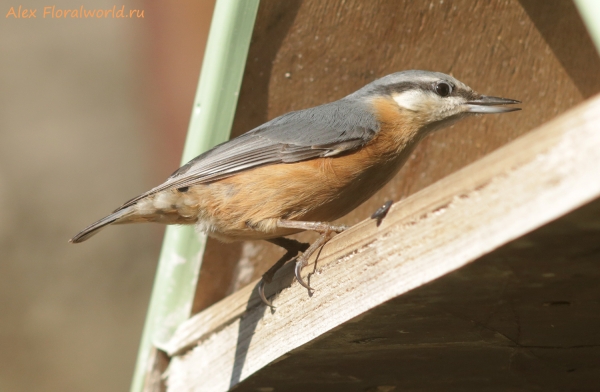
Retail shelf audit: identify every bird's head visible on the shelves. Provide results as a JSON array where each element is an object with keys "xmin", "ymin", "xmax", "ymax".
[{"xmin": 350, "ymin": 70, "xmax": 520, "ymax": 133}]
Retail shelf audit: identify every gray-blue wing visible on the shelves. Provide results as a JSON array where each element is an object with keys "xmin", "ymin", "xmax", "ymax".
[{"xmin": 118, "ymin": 99, "xmax": 379, "ymax": 209}]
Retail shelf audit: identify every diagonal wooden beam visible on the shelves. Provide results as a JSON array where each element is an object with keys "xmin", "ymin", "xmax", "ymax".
[{"xmin": 163, "ymin": 93, "xmax": 600, "ymax": 391}]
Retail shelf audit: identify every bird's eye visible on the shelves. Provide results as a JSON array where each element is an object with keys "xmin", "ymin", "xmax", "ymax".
[{"xmin": 434, "ymin": 82, "xmax": 452, "ymax": 97}]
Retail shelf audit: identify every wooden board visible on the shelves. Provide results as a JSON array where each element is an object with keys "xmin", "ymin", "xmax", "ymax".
[
  {"xmin": 162, "ymin": 89, "xmax": 600, "ymax": 391},
  {"xmin": 233, "ymin": 196, "xmax": 600, "ymax": 391},
  {"xmin": 193, "ymin": 0, "xmax": 600, "ymax": 312}
]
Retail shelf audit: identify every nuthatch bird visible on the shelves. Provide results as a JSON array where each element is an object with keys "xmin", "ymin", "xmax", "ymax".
[{"xmin": 71, "ymin": 70, "xmax": 520, "ymax": 307}]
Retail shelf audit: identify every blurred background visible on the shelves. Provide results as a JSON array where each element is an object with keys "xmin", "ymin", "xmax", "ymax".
[
  {"xmin": 0, "ymin": 1, "xmax": 214, "ymax": 390},
  {"xmin": 3, "ymin": 0, "xmax": 600, "ymax": 390}
]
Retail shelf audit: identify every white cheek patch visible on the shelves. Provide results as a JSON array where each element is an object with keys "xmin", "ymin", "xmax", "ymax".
[
  {"xmin": 439, "ymin": 96, "xmax": 466, "ymax": 115},
  {"xmin": 392, "ymin": 90, "xmax": 430, "ymax": 111}
]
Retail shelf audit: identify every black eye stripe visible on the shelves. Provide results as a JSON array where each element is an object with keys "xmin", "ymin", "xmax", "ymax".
[
  {"xmin": 374, "ymin": 80, "xmax": 459, "ymax": 97},
  {"xmin": 370, "ymin": 79, "xmax": 476, "ymax": 102},
  {"xmin": 373, "ymin": 81, "xmax": 431, "ymax": 96}
]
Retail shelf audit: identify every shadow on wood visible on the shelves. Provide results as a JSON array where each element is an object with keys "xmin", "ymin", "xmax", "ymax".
[{"xmin": 519, "ymin": 0, "xmax": 600, "ymax": 98}]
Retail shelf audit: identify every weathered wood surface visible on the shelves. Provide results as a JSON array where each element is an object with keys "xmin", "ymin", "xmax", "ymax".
[
  {"xmin": 234, "ymin": 198, "xmax": 600, "ymax": 391},
  {"xmin": 163, "ymin": 91, "xmax": 600, "ymax": 391},
  {"xmin": 142, "ymin": 347, "xmax": 168, "ymax": 392},
  {"xmin": 193, "ymin": 0, "xmax": 600, "ymax": 312}
]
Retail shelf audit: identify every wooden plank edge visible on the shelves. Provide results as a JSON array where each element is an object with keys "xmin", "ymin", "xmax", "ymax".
[{"xmin": 163, "ymin": 95, "xmax": 600, "ymax": 391}]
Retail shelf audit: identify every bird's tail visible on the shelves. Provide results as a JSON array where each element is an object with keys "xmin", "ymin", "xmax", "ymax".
[{"xmin": 69, "ymin": 206, "xmax": 135, "ymax": 243}]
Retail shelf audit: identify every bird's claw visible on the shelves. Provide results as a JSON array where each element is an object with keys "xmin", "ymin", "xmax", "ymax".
[
  {"xmin": 371, "ymin": 200, "xmax": 393, "ymax": 226},
  {"xmin": 258, "ymin": 279, "xmax": 275, "ymax": 308},
  {"xmin": 295, "ymin": 258, "xmax": 313, "ymax": 290}
]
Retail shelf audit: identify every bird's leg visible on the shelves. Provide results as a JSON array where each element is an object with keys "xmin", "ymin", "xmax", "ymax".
[
  {"xmin": 259, "ymin": 237, "xmax": 309, "ymax": 308},
  {"xmin": 277, "ymin": 219, "xmax": 349, "ymax": 291},
  {"xmin": 276, "ymin": 220, "xmax": 349, "ymax": 233}
]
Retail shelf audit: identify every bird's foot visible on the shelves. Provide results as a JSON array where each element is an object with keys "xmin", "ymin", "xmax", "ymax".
[
  {"xmin": 258, "ymin": 238, "xmax": 309, "ymax": 308},
  {"xmin": 292, "ymin": 230, "xmax": 335, "ymax": 292}
]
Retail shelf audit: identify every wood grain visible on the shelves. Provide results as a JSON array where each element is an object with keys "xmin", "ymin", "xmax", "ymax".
[{"xmin": 163, "ymin": 91, "xmax": 600, "ymax": 391}]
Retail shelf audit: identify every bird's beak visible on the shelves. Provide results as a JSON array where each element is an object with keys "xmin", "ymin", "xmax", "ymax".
[{"xmin": 466, "ymin": 95, "xmax": 521, "ymax": 114}]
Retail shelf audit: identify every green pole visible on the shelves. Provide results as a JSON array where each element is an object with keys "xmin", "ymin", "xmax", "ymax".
[
  {"xmin": 130, "ymin": 1, "xmax": 259, "ymax": 390},
  {"xmin": 574, "ymin": 0, "xmax": 600, "ymax": 55}
]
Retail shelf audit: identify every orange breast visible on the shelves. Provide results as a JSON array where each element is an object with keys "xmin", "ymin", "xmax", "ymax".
[{"xmin": 191, "ymin": 97, "xmax": 426, "ymax": 241}]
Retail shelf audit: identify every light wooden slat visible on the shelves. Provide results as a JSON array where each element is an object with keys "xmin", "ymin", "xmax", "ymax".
[{"xmin": 163, "ymin": 94, "xmax": 600, "ymax": 391}]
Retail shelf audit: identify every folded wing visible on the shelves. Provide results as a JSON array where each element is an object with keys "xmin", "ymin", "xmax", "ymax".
[{"xmin": 117, "ymin": 98, "xmax": 379, "ymax": 210}]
